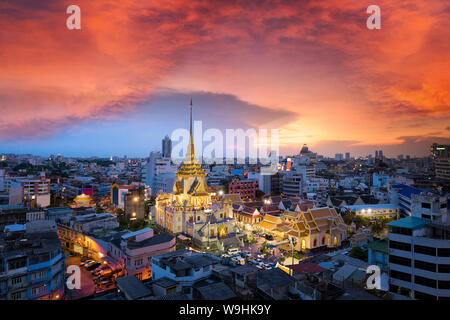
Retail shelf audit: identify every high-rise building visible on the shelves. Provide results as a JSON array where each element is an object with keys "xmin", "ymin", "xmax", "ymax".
[
  {"xmin": 145, "ymin": 152, "xmax": 177, "ymax": 196},
  {"xmin": 387, "ymin": 192, "xmax": 449, "ymax": 300},
  {"xmin": 435, "ymin": 158, "xmax": 450, "ymax": 180},
  {"xmin": 430, "ymin": 144, "xmax": 450, "ymax": 180},
  {"xmin": 162, "ymin": 135, "xmax": 172, "ymax": 158},
  {"xmin": 281, "ymin": 171, "xmax": 303, "ymax": 197},
  {"xmin": 335, "ymin": 153, "xmax": 343, "ymax": 161},
  {"xmin": 430, "ymin": 143, "xmax": 450, "ymax": 159},
  {"xmin": 345, "ymin": 152, "xmax": 350, "ymax": 160}
]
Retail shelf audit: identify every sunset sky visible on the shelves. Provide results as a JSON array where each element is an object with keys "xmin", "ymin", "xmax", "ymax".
[{"xmin": 0, "ymin": 0, "xmax": 449, "ymax": 158}]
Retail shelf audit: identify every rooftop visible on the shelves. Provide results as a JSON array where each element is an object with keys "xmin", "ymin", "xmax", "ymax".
[
  {"xmin": 193, "ymin": 279, "xmax": 237, "ymax": 300},
  {"xmin": 115, "ymin": 275, "xmax": 152, "ymax": 300},
  {"xmin": 365, "ymin": 239, "xmax": 388, "ymax": 253},
  {"xmin": 285, "ymin": 262, "xmax": 327, "ymax": 274},
  {"xmin": 153, "ymin": 277, "xmax": 178, "ymax": 288},
  {"xmin": 387, "ymin": 216, "xmax": 429, "ymax": 230}
]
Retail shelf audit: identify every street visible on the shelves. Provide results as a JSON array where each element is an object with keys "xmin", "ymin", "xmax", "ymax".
[{"xmin": 65, "ymin": 255, "xmax": 96, "ymax": 300}]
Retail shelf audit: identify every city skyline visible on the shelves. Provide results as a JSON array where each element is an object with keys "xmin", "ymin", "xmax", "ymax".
[{"xmin": 1, "ymin": 1, "xmax": 449, "ymax": 157}]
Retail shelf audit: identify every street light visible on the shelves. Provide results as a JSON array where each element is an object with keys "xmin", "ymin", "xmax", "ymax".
[{"xmin": 289, "ymin": 236, "xmax": 297, "ymax": 267}]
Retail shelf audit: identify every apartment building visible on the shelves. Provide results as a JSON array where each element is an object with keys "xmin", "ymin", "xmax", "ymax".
[
  {"xmin": 124, "ymin": 188, "xmax": 146, "ymax": 221},
  {"xmin": 0, "ymin": 221, "xmax": 65, "ymax": 300},
  {"xmin": 228, "ymin": 178, "xmax": 259, "ymax": 200},
  {"xmin": 387, "ymin": 192, "xmax": 450, "ymax": 300},
  {"xmin": 108, "ymin": 228, "xmax": 175, "ymax": 280},
  {"xmin": 151, "ymin": 249, "xmax": 221, "ymax": 297}
]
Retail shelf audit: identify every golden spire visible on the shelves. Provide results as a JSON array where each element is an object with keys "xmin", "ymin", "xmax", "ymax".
[
  {"xmin": 187, "ymin": 98, "xmax": 195, "ymax": 164},
  {"xmin": 173, "ymin": 98, "xmax": 208, "ymax": 195}
]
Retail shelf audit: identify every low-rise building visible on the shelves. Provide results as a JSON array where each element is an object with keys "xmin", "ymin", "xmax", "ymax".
[
  {"xmin": 0, "ymin": 221, "xmax": 65, "ymax": 300},
  {"xmin": 151, "ymin": 249, "xmax": 222, "ymax": 298},
  {"xmin": 108, "ymin": 228, "xmax": 176, "ymax": 280},
  {"xmin": 288, "ymin": 207, "xmax": 348, "ymax": 251},
  {"xmin": 228, "ymin": 178, "xmax": 259, "ymax": 200}
]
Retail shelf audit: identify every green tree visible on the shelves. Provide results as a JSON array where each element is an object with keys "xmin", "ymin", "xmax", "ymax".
[
  {"xmin": 261, "ymin": 241, "xmax": 269, "ymax": 254},
  {"xmin": 349, "ymin": 246, "xmax": 368, "ymax": 261},
  {"xmin": 255, "ymin": 190, "xmax": 265, "ymax": 200},
  {"xmin": 117, "ymin": 215, "xmax": 128, "ymax": 230},
  {"xmin": 114, "ymin": 208, "xmax": 125, "ymax": 216}
]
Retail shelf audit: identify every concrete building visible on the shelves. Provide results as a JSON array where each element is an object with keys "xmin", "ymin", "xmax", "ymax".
[
  {"xmin": 345, "ymin": 204, "xmax": 401, "ymax": 218},
  {"xmin": 109, "ymin": 228, "xmax": 176, "ymax": 280},
  {"xmin": 151, "ymin": 249, "xmax": 222, "ymax": 297},
  {"xmin": 0, "ymin": 221, "xmax": 65, "ymax": 300},
  {"xmin": 367, "ymin": 239, "xmax": 389, "ymax": 271},
  {"xmin": 281, "ymin": 171, "xmax": 303, "ymax": 197},
  {"xmin": 435, "ymin": 158, "xmax": 450, "ymax": 181},
  {"xmin": 390, "ymin": 184, "xmax": 423, "ymax": 216},
  {"xmin": 162, "ymin": 135, "xmax": 172, "ymax": 158},
  {"xmin": 228, "ymin": 178, "xmax": 259, "ymax": 200},
  {"xmin": 111, "ymin": 184, "xmax": 136, "ymax": 209},
  {"xmin": 70, "ymin": 212, "xmax": 119, "ymax": 234},
  {"xmin": 387, "ymin": 192, "xmax": 450, "ymax": 300},
  {"xmin": 124, "ymin": 188, "xmax": 146, "ymax": 221},
  {"xmin": 145, "ymin": 152, "xmax": 177, "ymax": 196}
]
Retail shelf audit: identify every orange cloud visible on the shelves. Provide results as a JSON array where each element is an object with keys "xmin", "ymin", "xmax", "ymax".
[{"xmin": 0, "ymin": 0, "xmax": 448, "ymax": 157}]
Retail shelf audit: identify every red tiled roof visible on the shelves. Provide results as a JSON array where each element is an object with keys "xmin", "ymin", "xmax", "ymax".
[{"xmin": 285, "ymin": 263, "xmax": 327, "ymax": 274}]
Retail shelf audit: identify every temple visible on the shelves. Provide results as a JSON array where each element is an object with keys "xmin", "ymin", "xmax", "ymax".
[{"xmin": 155, "ymin": 100, "xmax": 244, "ymax": 250}]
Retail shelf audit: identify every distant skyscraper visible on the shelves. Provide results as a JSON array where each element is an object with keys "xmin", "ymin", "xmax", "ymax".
[
  {"xmin": 162, "ymin": 135, "xmax": 172, "ymax": 158},
  {"xmin": 431, "ymin": 143, "xmax": 450, "ymax": 180},
  {"xmin": 375, "ymin": 150, "xmax": 379, "ymax": 158},
  {"xmin": 335, "ymin": 153, "xmax": 343, "ymax": 161},
  {"xmin": 345, "ymin": 152, "xmax": 350, "ymax": 160}
]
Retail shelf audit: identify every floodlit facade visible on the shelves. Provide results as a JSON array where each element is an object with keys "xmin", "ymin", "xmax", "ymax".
[
  {"xmin": 288, "ymin": 207, "xmax": 348, "ymax": 251},
  {"xmin": 155, "ymin": 101, "xmax": 243, "ymax": 249}
]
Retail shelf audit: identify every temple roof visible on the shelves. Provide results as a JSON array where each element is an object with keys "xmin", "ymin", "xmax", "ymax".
[{"xmin": 173, "ymin": 99, "xmax": 208, "ymax": 195}]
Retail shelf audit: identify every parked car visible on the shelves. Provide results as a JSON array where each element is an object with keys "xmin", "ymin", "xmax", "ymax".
[
  {"xmin": 86, "ymin": 262, "xmax": 101, "ymax": 271},
  {"xmin": 227, "ymin": 247, "xmax": 241, "ymax": 255},
  {"xmin": 96, "ymin": 268, "xmax": 112, "ymax": 276},
  {"xmin": 82, "ymin": 260, "xmax": 95, "ymax": 267},
  {"xmin": 265, "ymin": 234, "xmax": 274, "ymax": 240},
  {"xmin": 243, "ymin": 251, "xmax": 251, "ymax": 256},
  {"xmin": 98, "ymin": 280, "xmax": 114, "ymax": 288},
  {"xmin": 92, "ymin": 265, "xmax": 109, "ymax": 275},
  {"xmin": 80, "ymin": 260, "xmax": 92, "ymax": 267}
]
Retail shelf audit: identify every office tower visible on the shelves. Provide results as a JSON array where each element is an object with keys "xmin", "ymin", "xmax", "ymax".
[
  {"xmin": 430, "ymin": 144, "xmax": 450, "ymax": 180},
  {"xmin": 162, "ymin": 135, "xmax": 172, "ymax": 158}
]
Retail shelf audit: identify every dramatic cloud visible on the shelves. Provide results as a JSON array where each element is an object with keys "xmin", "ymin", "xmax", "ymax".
[{"xmin": 0, "ymin": 0, "xmax": 449, "ymax": 156}]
